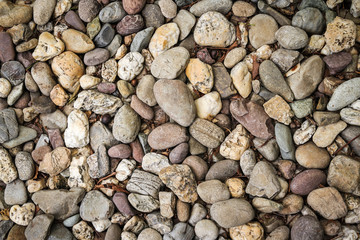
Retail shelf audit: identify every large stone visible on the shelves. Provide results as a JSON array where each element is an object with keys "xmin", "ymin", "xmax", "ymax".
[
  {"xmin": 327, "ymin": 77, "xmax": 360, "ymax": 111},
  {"xmin": 32, "ymin": 188, "xmax": 85, "ymax": 220},
  {"xmin": 2, "ymin": 126, "xmax": 37, "ymax": 149},
  {"xmin": 148, "ymin": 123, "xmax": 188, "ymax": 150},
  {"xmin": 210, "ymin": 199, "xmax": 255, "ymax": 228},
  {"xmin": 249, "ymin": 14, "xmax": 278, "ymax": 49},
  {"xmin": 0, "ymin": 108, "xmax": 19, "ymax": 143},
  {"xmin": 39, "ymin": 147, "xmax": 71, "ymax": 176},
  {"xmin": 61, "ymin": 29, "xmax": 95, "ymax": 54},
  {"xmin": 33, "ymin": 0, "xmax": 56, "ymax": 25},
  {"xmin": 159, "ymin": 164, "xmax": 198, "ymax": 203},
  {"xmin": 32, "ymin": 32, "xmax": 65, "ymax": 61},
  {"xmin": 24, "ymin": 214, "xmax": 54, "ymax": 240},
  {"xmin": 112, "ymin": 104, "xmax": 141, "ymax": 144},
  {"xmin": 189, "ymin": 118, "xmax": 225, "ymax": 149},
  {"xmin": 126, "ymin": 170, "xmax": 163, "ymax": 198},
  {"xmin": 154, "ymin": 79, "xmax": 196, "ymax": 127},
  {"xmin": 149, "ymin": 23, "xmax": 180, "ymax": 58},
  {"xmin": 325, "ymin": 16, "xmax": 356, "ymax": 53},
  {"xmin": 64, "ymin": 110, "xmax": 89, "ymax": 148},
  {"xmin": 79, "ymin": 190, "xmax": 114, "ymax": 221},
  {"xmin": 194, "ymin": 11, "xmax": 235, "ymax": 47},
  {"xmin": 220, "ymin": 124, "xmax": 250, "ymax": 160},
  {"xmin": 0, "ymin": 1, "xmax": 33, "ymax": 28}
]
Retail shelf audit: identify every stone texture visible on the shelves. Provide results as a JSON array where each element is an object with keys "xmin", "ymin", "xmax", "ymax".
[
  {"xmin": 32, "ymin": 32, "xmax": 65, "ymax": 61},
  {"xmin": 189, "ymin": 118, "xmax": 225, "ymax": 149},
  {"xmin": 126, "ymin": 170, "xmax": 163, "ymax": 198},
  {"xmin": 149, "ymin": 23, "xmax": 180, "ymax": 58},
  {"xmin": 325, "ymin": 16, "xmax": 356, "ymax": 53},
  {"xmin": 64, "ymin": 110, "xmax": 89, "ymax": 148},
  {"xmin": 249, "ymin": 14, "xmax": 278, "ymax": 49},
  {"xmin": 112, "ymin": 104, "xmax": 141, "ymax": 144},
  {"xmin": 148, "ymin": 123, "xmax": 189, "ymax": 150}
]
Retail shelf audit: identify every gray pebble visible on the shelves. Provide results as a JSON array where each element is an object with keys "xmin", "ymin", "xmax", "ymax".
[
  {"xmin": 5, "ymin": 179, "xmax": 28, "ymax": 205},
  {"xmin": 15, "ymin": 151, "xmax": 35, "ymax": 180},
  {"xmin": 275, "ymin": 123, "xmax": 295, "ymax": 160},
  {"xmin": 99, "ymin": 1, "xmax": 126, "ymax": 23}
]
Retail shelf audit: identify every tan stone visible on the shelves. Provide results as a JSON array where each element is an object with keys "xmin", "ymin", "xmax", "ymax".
[
  {"xmin": 50, "ymin": 84, "xmax": 69, "ymax": 107},
  {"xmin": 264, "ymin": 95, "xmax": 294, "ymax": 125},
  {"xmin": 324, "ymin": 17, "xmax": 356, "ymax": 53},
  {"xmin": 231, "ymin": 61, "xmax": 252, "ymax": 98},
  {"xmin": 232, "ymin": 1, "xmax": 256, "ymax": 17},
  {"xmin": 148, "ymin": 23, "xmax": 180, "ymax": 58},
  {"xmin": 79, "ymin": 75, "xmax": 101, "ymax": 90},
  {"xmin": 226, "ymin": 178, "xmax": 246, "ymax": 198},
  {"xmin": 39, "ymin": 147, "xmax": 71, "ymax": 176},
  {"xmin": 61, "ymin": 29, "xmax": 95, "ymax": 54},
  {"xmin": 220, "ymin": 124, "xmax": 250, "ymax": 160},
  {"xmin": 51, "ymin": 51, "xmax": 85, "ymax": 93},
  {"xmin": 32, "ymin": 32, "xmax": 65, "ymax": 61},
  {"xmin": 186, "ymin": 58, "xmax": 213, "ymax": 94},
  {"xmin": 295, "ymin": 142, "xmax": 330, "ymax": 169},
  {"xmin": 312, "ymin": 120, "xmax": 347, "ymax": 147},
  {"xmin": 194, "ymin": 91, "xmax": 222, "ymax": 120},
  {"xmin": 229, "ymin": 222, "xmax": 264, "ymax": 240}
]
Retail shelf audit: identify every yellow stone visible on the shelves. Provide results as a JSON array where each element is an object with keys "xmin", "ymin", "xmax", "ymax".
[
  {"xmin": 61, "ymin": 29, "xmax": 95, "ymax": 54},
  {"xmin": 324, "ymin": 16, "xmax": 356, "ymax": 53},
  {"xmin": 230, "ymin": 222, "xmax": 264, "ymax": 240},
  {"xmin": 51, "ymin": 51, "xmax": 84, "ymax": 93},
  {"xmin": 264, "ymin": 95, "xmax": 294, "ymax": 125},
  {"xmin": 32, "ymin": 32, "xmax": 65, "ymax": 61},
  {"xmin": 186, "ymin": 58, "xmax": 214, "ymax": 94},
  {"xmin": 225, "ymin": 178, "xmax": 246, "ymax": 198},
  {"xmin": 50, "ymin": 84, "xmax": 69, "ymax": 107},
  {"xmin": 148, "ymin": 23, "xmax": 180, "ymax": 58}
]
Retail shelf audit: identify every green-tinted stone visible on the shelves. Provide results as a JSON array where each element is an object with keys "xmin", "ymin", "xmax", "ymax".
[
  {"xmin": 86, "ymin": 17, "xmax": 101, "ymax": 40},
  {"xmin": 290, "ymin": 98, "xmax": 313, "ymax": 119}
]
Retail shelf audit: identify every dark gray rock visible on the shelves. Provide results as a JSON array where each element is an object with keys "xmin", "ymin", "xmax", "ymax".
[
  {"xmin": 25, "ymin": 214, "xmax": 54, "ymax": 240},
  {"xmin": 130, "ymin": 27, "xmax": 154, "ymax": 52},
  {"xmin": 205, "ymin": 160, "xmax": 239, "ymax": 181},
  {"xmin": 1, "ymin": 61, "xmax": 25, "ymax": 86},
  {"xmin": 163, "ymin": 222, "xmax": 194, "ymax": 240},
  {"xmin": 291, "ymin": 215, "xmax": 324, "ymax": 240},
  {"xmin": 94, "ymin": 23, "xmax": 115, "ymax": 48},
  {"xmin": 270, "ymin": 49, "xmax": 302, "ymax": 72},
  {"xmin": 79, "ymin": 190, "xmax": 115, "ymax": 221},
  {"xmin": 4, "ymin": 179, "xmax": 27, "ymax": 205},
  {"xmin": 142, "ymin": 4, "xmax": 164, "ymax": 28},
  {"xmin": 47, "ymin": 223, "xmax": 74, "ymax": 240},
  {"xmin": 0, "ymin": 220, "xmax": 14, "ymax": 240},
  {"xmin": 213, "ymin": 62, "xmax": 237, "ymax": 98}
]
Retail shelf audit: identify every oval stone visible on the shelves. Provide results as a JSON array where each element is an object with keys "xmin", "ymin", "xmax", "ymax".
[
  {"xmin": 148, "ymin": 123, "xmax": 189, "ymax": 150},
  {"xmin": 290, "ymin": 169, "xmax": 327, "ymax": 195}
]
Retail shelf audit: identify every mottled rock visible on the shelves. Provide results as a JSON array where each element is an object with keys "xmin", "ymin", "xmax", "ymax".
[
  {"xmin": 64, "ymin": 110, "xmax": 89, "ymax": 148},
  {"xmin": 324, "ymin": 16, "xmax": 356, "ymax": 53},
  {"xmin": 149, "ymin": 23, "xmax": 180, "ymax": 58},
  {"xmin": 189, "ymin": 118, "xmax": 225, "ymax": 149},
  {"xmin": 32, "ymin": 32, "xmax": 65, "ymax": 61},
  {"xmin": 126, "ymin": 170, "xmax": 163, "ymax": 198},
  {"xmin": 291, "ymin": 216, "xmax": 323, "ymax": 240},
  {"xmin": 249, "ymin": 14, "xmax": 278, "ymax": 49}
]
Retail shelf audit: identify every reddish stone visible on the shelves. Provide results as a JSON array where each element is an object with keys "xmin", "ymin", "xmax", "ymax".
[
  {"xmin": 108, "ymin": 144, "xmax": 132, "ymax": 159},
  {"xmin": 122, "ymin": 0, "xmax": 146, "ymax": 14},
  {"xmin": 0, "ymin": 32, "xmax": 15, "ymax": 63},
  {"xmin": 130, "ymin": 139, "xmax": 144, "ymax": 163}
]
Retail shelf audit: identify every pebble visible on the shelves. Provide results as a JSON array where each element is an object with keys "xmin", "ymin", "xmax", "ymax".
[
  {"xmin": 128, "ymin": 193, "xmax": 160, "ymax": 213},
  {"xmin": 0, "ymin": 2, "xmax": 32, "ymax": 28},
  {"xmin": 112, "ymin": 104, "xmax": 140, "ymax": 143},
  {"xmin": 195, "ymin": 219, "xmax": 218, "ymax": 240},
  {"xmin": 292, "ymin": 7, "xmax": 325, "ymax": 34},
  {"xmin": 142, "ymin": 4, "xmax": 164, "ymax": 28},
  {"xmin": 275, "ymin": 25, "xmax": 309, "ymax": 50},
  {"xmin": 146, "ymin": 211, "xmax": 173, "ymax": 234},
  {"xmin": 291, "ymin": 216, "xmax": 323, "ymax": 240},
  {"xmin": 78, "ymin": 0, "xmax": 101, "ymax": 22},
  {"xmin": 194, "ymin": 11, "xmax": 235, "ymax": 48},
  {"xmin": 232, "ymin": 1, "xmax": 256, "ymax": 17},
  {"xmin": 264, "ymin": 95, "xmax": 294, "ymax": 125},
  {"xmin": 108, "ymin": 144, "xmax": 131, "ymax": 159},
  {"xmin": 86, "ymin": 16, "xmax": 101, "ymax": 40},
  {"xmin": 327, "ymin": 155, "xmax": 360, "ymax": 193},
  {"xmin": 249, "ymin": 14, "xmax": 278, "ymax": 49},
  {"xmin": 7, "ymin": 83, "xmax": 24, "ymax": 106},
  {"xmin": 138, "ymin": 228, "xmax": 162, "ymax": 240},
  {"xmin": 275, "ymin": 123, "xmax": 295, "ymax": 160},
  {"xmin": 7, "ymin": 224, "xmax": 26, "ymax": 240},
  {"xmin": 47, "ymin": 223, "xmax": 74, "ymax": 240},
  {"xmin": 324, "ymin": 16, "xmax": 356, "ymax": 53},
  {"xmin": 307, "ymin": 187, "xmax": 347, "ymax": 220},
  {"xmin": 61, "ymin": 29, "xmax": 95, "ymax": 54},
  {"xmin": 126, "ymin": 170, "xmax": 163, "ymax": 198},
  {"xmin": 323, "ymin": 51, "xmax": 352, "ymax": 74},
  {"xmin": 84, "ymin": 48, "xmax": 110, "ymax": 66},
  {"xmin": 164, "ymin": 222, "xmax": 194, "ymax": 239},
  {"xmin": 173, "ymin": 10, "xmax": 196, "ymax": 40},
  {"xmin": 312, "ymin": 120, "xmax": 347, "ymax": 147},
  {"xmin": 159, "ymin": 164, "xmax": 198, "ymax": 203},
  {"xmin": 158, "ymin": 0, "xmax": 177, "ymax": 18},
  {"xmin": 2, "ymin": 126, "xmax": 37, "ymax": 149},
  {"xmin": 99, "ymin": 1, "xmax": 126, "ymax": 23},
  {"xmin": 205, "ymin": 160, "xmax": 239, "ymax": 181},
  {"xmin": 252, "ymin": 197, "xmax": 283, "ymax": 213},
  {"xmin": 190, "ymin": 0, "xmax": 232, "ymax": 16},
  {"xmin": 210, "ymin": 198, "xmax": 255, "ymax": 228},
  {"xmin": 123, "ymin": 0, "xmax": 146, "ymax": 14},
  {"xmin": 105, "ymin": 224, "xmax": 122, "ymax": 240},
  {"xmin": 65, "ymin": 11, "xmax": 86, "ymax": 32},
  {"xmin": 259, "ymin": 60, "xmax": 294, "ymax": 102},
  {"xmin": 4, "ymin": 179, "xmax": 27, "ymax": 205},
  {"xmin": 63, "ymin": 214, "xmax": 81, "ymax": 228},
  {"xmin": 230, "ymin": 61, "xmax": 252, "ymax": 98},
  {"xmin": 253, "ymin": 138, "xmax": 279, "ymax": 161},
  {"xmin": 194, "ymin": 91, "xmax": 222, "ymax": 120},
  {"xmin": 15, "ymin": 151, "xmax": 35, "ymax": 181},
  {"xmin": 220, "ymin": 124, "xmax": 250, "ymax": 160},
  {"xmin": 24, "ymin": 214, "xmax": 54, "ymax": 240},
  {"xmin": 290, "ymin": 98, "xmax": 314, "ymax": 119},
  {"xmin": 239, "ymin": 149, "xmax": 256, "ymax": 176},
  {"xmin": 0, "ymin": 32, "xmax": 15, "ymax": 63},
  {"xmin": 116, "ymin": 15, "xmax": 144, "ymax": 36},
  {"xmin": 39, "ymin": 110, "xmax": 67, "ymax": 132},
  {"xmin": 148, "ymin": 23, "xmax": 180, "ymax": 58},
  {"xmin": 64, "ymin": 110, "xmax": 89, "ymax": 148},
  {"xmin": 327, "ymin": 77, "xmax": 360, "ymax": 111},
  {"xmin": 115, "ymin": 159, "xmax": 136, "ymax": 181},
  {"xmin": 130, "ymin": 27, "xmax": 154, "ymax": 52},
  {"xmin": 341, "ymin": 126, "xmax": 360, "ymax": 156},
  {"xmin": 190, "ymin": 118, "xmax": 225, "ymax": 148},
  {"xmin": 72, "ymin": 221, "xmax": 94, "ymax": 240},
  {"xmin": 224, "ymin": 47, "xmax": 247, "ymax": 68},
  {"xmin": 50, "ymin": 84, "xmax": 68, "ymax": 106},
  {"xmin": 33, "ymin": 0, "xmax": 56, "ymax": 25},
  {"xmin": 9, "ymin": 203, "xmax": 35, "ymax": 226},
  {"xmin": 117, "ymin": 52, "xmax": 144, "ymax": 81},
  {"xmin": 142, "ymin": 152, "xmax": 170, "ymax": 175},
  {"xmin": 151, "ymin": 47, "xmax": 189, "ymax": 79},
  {"xmin": 112, "ymin": 192, "xmax": 135, "ymax": 216},
  {"xmin": 213, "ymin": 62, "xmax": 237, "ymax": 98},
  {"xmin": 0, "ymin": 108, "xmax": 19, "ymax": 144},
  {"xmin": 295, "ymin": 142, "xmax": 330, "ymax": 168},
  {"xmin": 154, "ymin": 79, "xmax": 196, "ymax": 127},
  {"xmin": 1, "ymin": 61, "xmax": 25, "ymax": 86},
  {"xmin": 32, "ymin": 32, "xmax": 65, "ymax": 61},
  {"xmin": 158, "ymin": 191, "xmax": 176, "ymax": 218},
  {"xmin": 230, "ymin": 222, "xmax": 265, "ymax": 240},
  {"xmin": 270, "ymin": 49, "xmax": 302, "ymax": 73},
  {"xmin": 182, "ymin": 156, "xmax": 208, "ymax": 181},
  {"xmin": 197, "ymin": 180, "xmax": 230, "ymax": 204},
  {"xmin": 30, "ymin": 62, "xmax": 56, "ymax": 96},
  {"xmin": 80, "ymin": 190, "xmax": 114, "ymax": 221}
]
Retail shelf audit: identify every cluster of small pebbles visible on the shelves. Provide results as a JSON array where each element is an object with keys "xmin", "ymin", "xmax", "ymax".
[{"xmin": 1, "ymin": 0, "xmax": 360, "ymax": 239}]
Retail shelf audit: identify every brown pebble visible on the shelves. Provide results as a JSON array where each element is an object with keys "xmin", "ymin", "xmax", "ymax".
[
  {"xmin": 130, "ymin": 95, "xmax": 154, "ymax": 120},
  {"xmin": 31, "ymin": 145, "xmax": 52, "ymax": 164},
  {"xmin": 176, "ymin": 200, "xmax": 190, "ymax": 222},
  {"xmin": 169, "ymin": 143, "xmax": 189, "ymax": 164},
  {"xmin": 108, "ymin": 144, "xmax": 132, "ymax": 159},
  {"xmin": 47, "ymin": 128, "xmax": 65, "ymax": 149},
  {"xmin": 130, "ymin": 138, "xmax": 144, "ymax": 163},
  {"xmin": 183, "ymin": 155, "xmax": 208, "ymax": 181}
]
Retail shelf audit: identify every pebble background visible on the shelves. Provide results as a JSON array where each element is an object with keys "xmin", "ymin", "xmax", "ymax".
[{"xmin": 0, "ymin": 0, "xmax": 360, "ymax": 239}]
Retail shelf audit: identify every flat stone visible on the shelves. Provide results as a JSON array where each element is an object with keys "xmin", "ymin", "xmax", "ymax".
[
  {"xmin": 61, "ymin": 29, "xmax": 95, "ymax": 54},
  {"xmin": 142, "ymin": 4, "xmax": 164, "ymax": 28},
  {"xmin": 173, "ymin": 10, "xmax": 196, "ymax": 40},
  {"xmin": 99, "ymin": 1, "xmax": 126, "ymax": 23},
  {"xmin": 2, "ymin": 126, "xmax": 37, "ymax": 149},
  {"xmin": 0, "ymin": 2, "xmax": 32, "ymax": 28},
  {"xmin": 189, "ymin": 118, "xmax": 225, "ymax": 149},
  {"xmin": 130, "ymin": 27, "xmax": 154, "ymax": 52},
  {"xmin": 24, "ymin": 214, "xmax": 54, "ymax": 240},
  {"xmin": 0, "ymin": 108, "xmax": 19, "ymax": 143},
  {"xmin": 295, "ymin": 142, "xmax": 330, "ymax": 168},
  {"xmin": 39, "ymin": 147, "xmax": 71, "ymax": 176},
  {"xmin": 325, "ymin": 16, "xmax": 356, "ymax": 53},
  {"xmin": 312, "ymin": 120, "xmax": 347, "ymax": 147},
  {"xmin": 142, "ymin": 152, "xmax": 170, "ymax": 175},
  {"xmin": 1, "ymin": 61, "xmax": 25, "ymax": 86},
  {"xmin": 126, "ymin": 170, "xmax": 163, "ymax": 198},
  {"xmin": 84, "ymin": 48, "xmax": 110, "ymax": 66},
  {"xmin": 189, "ymin": 0, "xmax": 232, "ymax": 16},
  {"xmin": 290, "ymin": 169, "xmax": 326, "ymax": 195},
  {"xmin": 291, "ymin": 216, "xmax": 323, "ymax": 240},
  {"xmin": 197, "ymin": 180, "xmax": 230, "ymax": 204},
  {"xmin": 128, "ymin": 193, "xmax": 160, "ymax": 213},
  {"xmin": 80, "ymin": 190, "xmax": 114, "ymax": 221},
  {"xmin": 205, "ymin": 160, "xmax": 239, "ymax": 181},
  {"xmin": 220, "ymin": 124, "xmax": 250, "ymax": 160}
]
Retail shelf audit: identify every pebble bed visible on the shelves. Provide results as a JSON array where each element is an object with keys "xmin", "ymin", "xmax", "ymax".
[{"xmin": 1, "ymin": 0, "xmax": 360, "ymax": 239}]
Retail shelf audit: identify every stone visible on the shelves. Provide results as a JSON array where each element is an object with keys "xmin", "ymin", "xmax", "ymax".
[
  {"xmin": 154, "ymin": 79, "xmax": 196, "ymax": 127},
  {"xmin": 65, "ymin": 11, "xmax": 86, "ymax": 32},
  {"xmin": 230, "ymin": 61, "xmax": 252, "ymax": 98},
  {"xmin": 159, "ymin": 164, "xmax": 198, "ymax": 203},
  {"xmin": 112, "ymin": 192, "xmax": 135, "ymax": 217},
  {"xmin": 51, "ymin": 51, "xmax": 84, "ymax": 93},
  {"xmin": 84, "ymin": 48, "xmax": 110, "ymax": 66},
  {"xmin": 72, "ymin": 221, "xmax": 94, "ymax": 240},
  {"xmin": 64, "ymin": 110, "xmax": 89, "ymax": 148},
  {"xmin": 190, "ymin": 0, "xmax": 231, "ymax": 16},
  {"xmin": 341, "ymin": 126, "xmax": 360, "ymax": 157},
  {"xmin": 189, "ymin": 118, "xmax": 225, "ymax": 148},
  {"xmin": 1, "ymin": 61, "xmax": 25, "ymax": 86},
  {"xmin": 291, "ymin": 216, "xmax": 323, "ymax": 240},
  {"xmin": 212, "ymin": 62, "xmax": 237, "ymax": 98},
  {"xmin": 259, "ymin": 60, "xmax": 294, "ymax": 102},
  {"xmin": 99, "ymin": 1, "xmax": 126, "ymax": 23},
  {"xmin": 226, "ymin": 178, "xmax": 246, "ymax": 198},
  {"xmin": 80, "ymin": 190, "xmax": 114, "ymax": 221},
  {"xmin": 275, "ymin": 123, "xmax": 295, "ymax": 160},
  {"xmin": 327, "ymin": 155, "xmax": 360, "ymax": 193},
  {"xmin": 287, "ymin": 55, "xmax": 325, "ymax": 100},
  {"xmin": 325, "ymin": 17, "xmax": 356, "ymax": 53},
  {"xmin": 108, "ymin": 144, "xmax": 131, "ymax": 159},
  {"xmin": 253, "ymin": 138, "xmax": 279, "ymax": 161},
  {"xmin": 239, "ymin": 149, "xmax": 256, "ymax": 176},
  {"xmin": 327, "ymin": 77, "xmax": 360, "ymax": 111},
  {"xmin": 9, "ymin": 203, "xmax": 35, "ymax": 226},
  {"xmin": 87, "ymin": 144, "xmax": 110, "ymax": 178},
  {"xmin": 164, "ymin": 222, "xmax": 194, "ymax": 240},
  {"xmin": 312, "ymin": 120, "xmax": 347, "ymax": 147},
  {"xmin": 188, "ymin": 203, "xmax": 207, "ymax": 226},
  {"xmin": 266, "ymin": 226, "xmax": 290, "ymax": 240},
  {"xmin": 61, "ymin": 29, "xmax": 95, "ymax": 54},
  {"xmin": 39, "ymin": 110, "xmax": 67, "ymax": 132},
  {"xmin": 128, "ymin": 193, "xmax": 160, "ymax": 213},
  {"xmin": 194, "ymin": 91, "xmax": 222, "ymax": 120},
  {"xmin": 233, "ymin": 1, "xmax": 256, "ymax": 17},
  {"xmin": 130, "ymin": 27, "xmax": 154, "ymax": 52},
  {"xmin": 142, "ymin": 4, "xmax": 164, "ymax": 28},
  {"xmin": 6, "ymin": 82, "xmax": 23, "ymax": 106},
  {"xmin": 292, "ymin": 7, "xmax": 325, "ymax": 34},
  {"xmin": 33, "ymin": 0, "xmax": 56, "ymax": 25},
  {"xmin": 159, "ymin": 191, "xmax": 176, "ymax": 218},
  {"xmin": 230, "ymin": 222, "xmax": 265, "ymax": 240},
  {"xmin": 270, "ymin": 49, "xmax": 302, "ymax": 73},
  {"xmin": 39, "ymin": 147, "xmax": 71, "ymax": 176},
  {"xmin": 68, "ymin": 149, "xmax": 94, "ymax": 191},
  {"xmin": 210, "ymin": 198, "xmax": 255, "ymax": 228},
  {"xmin": 149, "ymin": 23, "xmax": 180, "ymax": 58},
  {"xmin": 86, "ymin": 17, "xmax": 101, "ymax": 40},
  {"xmin": 182, "ymin": 156, "xmax": 208, "ymax": 181},
  {"xmin": 24, "ymin": 214, "xmax": 54, "ymax": 240},
  {"xmin": 0, "ymin": 2, "xmax": 32, "ymax": 28},
  {"xmin": 123, "ymin": 0, "xmax": 146, "ymax": 14},
  {"xmin": 169, "ymin": 143, "xmax": 188, "ymax": 164},
  {"xmin": 74, "ymin": 90, "xmax": 122, "ymax": 116},
  {"xmin": 246, "ymin": 161, "xmax": 281, "ymax": 199},
  {"xmin": 115, "ymin": 159, "xmax": 136, "ymax": 181},
  {"xmin": 2, "ymin": 126, "xmax": 37, "ymax": 149},
  {"xmin": 0, "ymin": 108, "xmax": 19, "ymax": 144},
  {"xmin": 31, "ymin": 62, "xmax": 56, "ymax": 96},
  {"xmin": 194, "ymin": 11, "xmax": 235, "ymax": 48},
  {"xmin": 126, "ymin": 170, "xmax": 163, "ymax": 198},
  {"xmin": 295, "ymin": 142, "xmax": 330, "ymax": 169},
  {"xmin": 205, "ymin": 160, "xmax": 239, "ymax": 181},
  {"xmin": 47, "ymin": 223, "xmax": 74, "ymax": 240},
  {"xmin": 249, "ymin": 14, "xmax": 278, "ymax": 49},
  {"xmin": 105, "ymin": 224, "xmax": 122, "ymax": 240},
  {"xmin": 194, "ymin": 220, "xmax": 218, "ymax": 240},
  {"xmin": 275, "ymin": 25, "xmax": 309, "ymax": 49},
  {"xmin": 224, "ymin": 47, "xmax": 247, "ymax": 69},
  {"xmin": 323, "ymin": 51, "xmax": 352, "ymax": 75},
  {"xmin": 264, "ymin": 95, "xmax": 294, "ymax": 125},
  {"xmin": 173, "ymin": 10, "xmax": 196, "ymax": 40},
  {"xmin": 15, "ymin": 151, "xmax": 34, "ymax": 181},
  {"xmin": 78, "ymin": 0, "xmax": 100, "ymax": 22},
  {"xmin": 100, "ymin": 59, "xmax": 118, "ymax": 83},
  {"xmin": 293, "ymin": 120, "xmax": 316, "ymax": 146},
  {"xmin": 116, "ymin": 15, "xmax": 144, "ymax": 36},
  {"xmin": 50, "ymin": 84, "xmax": 69, "ymax": 106},
  {"xmin": 146, "ymin": 211, "xmax": 173, "ymax": 234},
  {"xmin": 7, "ymin": 224, "xmax": 26, "ymax": 240},
  {"xmin": 219, "ymin": 124, "xmax": 250, "ymax": 160},
  {"xmin": 307, "ymin": 187, "xmax": 347, "ymax": 220},
  {"xmin": 290, "ymin": 98, "xmax": 313, "ymax": 119},
  {"xmin": 142, "ymin": 153, "xmax": 170, "ymax": 175},
  {"xmin": 148, "ymin": 123, "xmax": 188, "ymax": 150},
  {"xmin": 0, "ymin": 32, "xmax": 15, "ymax": 63},
  {"xmin": 89, "ymin": 121, "xmax": 118, "ymax": 151},
  {"xmin": 0, "ymin": 78, "xmax": 11, "ymax": 98},
  {"xmin": 138, "ymin": 228, "xmax": 162, "ymax": 240},
  {"xmin": 63, "ymin": 214, "xmax": 81, "ymax": 228},
  {"xmin": 151, "ymin": 47, "xmax": 189, "ymax": 79},
  {"xmin": 32, "ymin": 32, "xmax": 65, "ymax": 61},
  {"xmin": 4, "ymin": 179, "xmax": 27, "ymax": 205},
  {"xmin": 113, "ymin": 104, "xmax": 140, "ymax": 143},
  {"xmin": 118, "ymin": 52, "xmax": 144, "ymax": 82},
  {"xmin": 197, "ymin": 180, "xmax": 230, "ymax": 204}
]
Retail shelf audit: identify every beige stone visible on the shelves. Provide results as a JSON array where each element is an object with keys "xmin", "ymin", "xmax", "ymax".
[
  {"xmin": 226, "ymin": 178, "xmax": 246, "ymax": 198},
  {"xmin": 9, "ymin": 203, "xmax": 35, "ymax": 226},
  {"xmin": 224, "ymin": 47, "xmax": 247, "ymax": 68},
  {"xmin": 220, "ymin": 124, "xmax": 250, "ymax": 160},
  {"xmin": 50, "ymin": 84, "xmax": 69, "ymax": 107},
  {"xmin": 264, "ymin": 95, "xmax": 294, "ymax": 125},
  {"xmin": 194, "ymin": 91, "xmax": 222, "ymax": 120},
  {"xmin": 312, "ymin": 120, "xmax": 347, "ymax": 147},
  {"xmin": 33, "ymin": 32, "xmax": 65, "ymax": 61},
  {"xmin": 186, "ymin": 58, "xmax": 213, "ymax": 94},
  {"xmin": 231, "ymin": 61, "xmax": 252, "ymax": 98},
  {"xmin": 324, "ymin": 17, "xmax": 356, "ymax": 53},
  {"xmin": 232, "ymin": 1, "xmax": 256, "ymax": 17},
  {"xmin": 79, "ymin": 75, "xmax": 101, "ymax": 90},
  {"xmin": 230, "ymin": 222, "xmax": 264, "ymax": 240},
  {"xmin": 61, "ymin": 29, "xmax": 95, "ymax": 54},
  {"xmin": 39, "ymin": 147, "xmax": 71, "ymax": 177},
  {"xmin": 148, "ymin": 23, "xmax": 180, "ymax": 58},
  {"xmin": 295, "ymin": 142, "xmax": 330, "ymax": 169}
]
